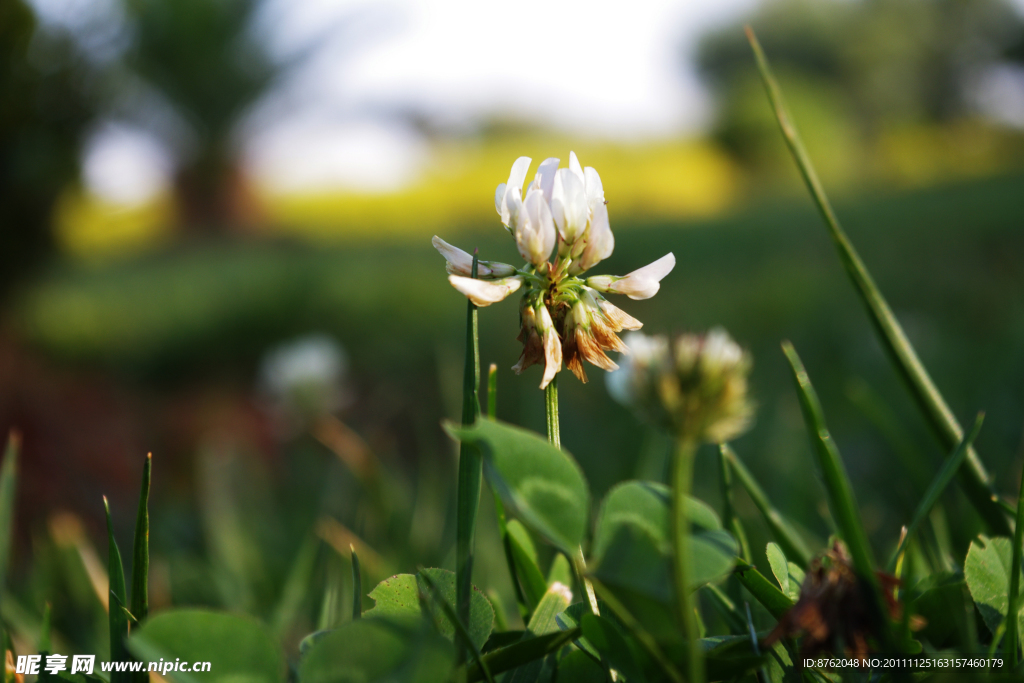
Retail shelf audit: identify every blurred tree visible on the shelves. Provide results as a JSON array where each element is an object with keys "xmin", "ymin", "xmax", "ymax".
[
  {"xmin": 696, "ymin": 0, "xmax": 1024, "ymax": 179},
  {"xmin": 0, "ymin": 0, "xmax": 98, "ymax": 299},
  {"xmin": 120, "ymin": 0, "xmax": 276, "ymax": 234}
]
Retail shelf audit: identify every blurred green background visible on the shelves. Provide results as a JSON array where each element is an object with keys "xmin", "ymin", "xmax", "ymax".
[{"xmin": 1, "ymin": 0, "xmax": 1023, "ymax": 655}]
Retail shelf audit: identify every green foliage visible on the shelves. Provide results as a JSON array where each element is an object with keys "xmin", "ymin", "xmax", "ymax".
[
  {"xmin": 446, "ymin": 419, "xmax": 590, "ymax": 556},
  {"xmin": 364, "ymin": 568, "xmax": 494, "ymax": 652},
  {"xmin": 965, "ymin": 536, "xmax": 1024, "ymax": 644},
  {"xmin": 127, "ymin": 610, "xmax": 284, "ymax": 683},
  {"xmin": 130, "ymin": 454, "xmax": 151, "ymax": 626},
  {"xmin": 579, "ymin": 613, "xmax": 645, "ymax": 683},
  {"xmin": 506, "ymin": 519, "xmax": 547, "ymax": 612},
  {"xmin": 104, "ymin": 496, "xmax": 130, "ymax": 683},
  {"xmin": 299, "ymin": 617, "xmax": 454, "ymax": 683},
  {"xmin": 590, "ymin": 481, "xmax": 738, "ymax": 601},
  {"xmin": 766, "ymin": 543, "xmax": 801, "ymax": 603},
  {"xmin": 0, "ymin": 434, "xmax": 18, "ymax": 597}
]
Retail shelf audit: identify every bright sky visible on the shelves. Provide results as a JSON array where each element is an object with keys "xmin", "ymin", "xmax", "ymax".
[{"xmin": 63, "ymin": 0, "xmax": 762, "ymax": 202}]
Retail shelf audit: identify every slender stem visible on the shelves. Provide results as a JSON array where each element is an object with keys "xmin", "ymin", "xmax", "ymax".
[
  {"xmin": 545, "ymin": 376, "xmax": 560, "ymax": 449},
  {"xmin": 571, "ymin": 550, "xmax": 600, "ymax": 616},
  {"xmin": 671, "ymin": 437, "xmax": 703, "ymax": 683},
  {"xmin": 1006, "ymin": 458, "xmax": 1024, "ymax": 668},
  {"xmin": 544, "ymin": 374, "xmax": 599, "ymax": 616},
  {"xmin": 456, "ymin": 254, "xmax": 482, "ymax": 665}
]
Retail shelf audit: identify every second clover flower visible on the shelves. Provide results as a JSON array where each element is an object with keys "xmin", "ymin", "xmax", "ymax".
[{"xmin": 434, "ymin": 152, "xmax": 676, "ymax": 389}]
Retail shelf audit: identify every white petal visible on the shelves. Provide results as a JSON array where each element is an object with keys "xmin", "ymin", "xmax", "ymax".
[
  {"xmin": 448, "ymin": 275, "xmax": 522, "ymax": 307},
  {"xmin": 584, "ymin": 167, "xmax": 604, "ymax": 208},
  {"xmin": 533, "ymin": 157, "xmax": 560, "ymax": 204},
  {"xmin": 518, "ymin": 188, "xmax": 556, "ymax": 266},
  {"xmin": 495, "ymin": 183, "xmax": 507, "ymax": 220},
  {"xmin": 432, "ymin": 236, "xmax": 473, "ymax": 275},
  {"xmin": 506, "ymin": 185, "xmax": 523, "ymax": 230},
  {"xmin": 537, "ymin": 305, "xmax": 562, "ymax": 389},
  {"xmin": 607, "ymin": 252, "xmax": 676, "ymax": 300},
  {"xmin": 569, "ymin": 151, "xmax": 584, "ymax": 184},
  {"xmin": 578, "ymin": 201, "xmax": 614, "ymax": 272},
  {"xmin": 556, "ymin": 169, "xmax": 588, "ymax": 243},
  {"xmin": 497, "ymin": 157, "xmax": 531, "ymax": 228},
  {"xmin": 507, "ymin": 157, "xmax": 532, "ymax": 196}
]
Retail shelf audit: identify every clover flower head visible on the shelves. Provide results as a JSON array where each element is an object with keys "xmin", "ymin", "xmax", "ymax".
[
  {"xmin": 434, "ymin": 152, "xmax": 675, "ymax": 389},
  {"xmin": 608, "ymin": 328, "xmax": 755, "ymax": 442}
]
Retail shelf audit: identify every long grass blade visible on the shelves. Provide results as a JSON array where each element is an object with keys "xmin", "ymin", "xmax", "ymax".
[
  {"xmin": 721, "ymin": 444, "xmax": 811, "ymax": 569},
  {"xmin": 886, "ymin": 413, "xmax": 985, "ymax": 573},
  {"xmin": 418, "ymin": 568, "xmax": 495, "ymax": 683},
  {"xmin": 456, "ymin": 253, "xmax": 483, "ymax": 663},
  {"xmin": 1007, "ymin": 454, "xmax": 1024, "ymax": 668},
  {"xmin": 38, "ymin": 602, "xmax": 51, "ymax": 653},
  {"xmin": 590, "ymin": 578, "xmax": 685, "ymax": 683},
  {"xmin": 104, "ymin": 496, "xmax": 130, "ymax": 683},
  {"xmin": 0, "ymin": 433, "xmax": 19, "ymax": 596},
  {"xmin": 745, "ymin": 26, "xmax": 1009, "ymax": 536},
  {"xmin": 732, "ymin": 559, "xmax": 793, "ymax": 621},
  {"xmin": 351, "ymin": 544, "xmax": 362, "ymax": 620},
  {"xmin": 718, "ymin": 450, "xmax": 751, "ymax": 564},
  {"xmin": 782, "ymin": 342, "xmax": 896, "ymax": 650},
  {"xmin": 467, "ymin": 628, "xmax": 579, "ymax": 683},
  {"xmin": 130, "ymin": 454, "xmax": 151, "ymax": 623}
]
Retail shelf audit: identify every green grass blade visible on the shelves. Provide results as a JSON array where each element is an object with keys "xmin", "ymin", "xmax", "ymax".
[
  {"xmin": 456, "ymin": 253, "xmax": 483, "ymax": 663},
  {"xmin": 38, "ymin": 602, "xmax": 51, "ymax": 653},
  {"xmin": 746, "ymin": 26, "xmax": 1008, "ymax": 536},
  {"xmin": 104, "ymin": 496, "xmax": 130, "ymax": 683},
  {"xmin": 418, "ymin": 567, "xmax": 495, "ymax": 683},
  {"xmin": 886, "ymin": 413, "xmax": 985, "ymax": 573},
  {"xmin": 782, "ymin": 342, "xmax": 897, "ymax": 650},
  {"xmin": 270, "ymin": 534, "xmax": 319, "ymax": 635},
  {"xmin": 732, "ymin": 559, "xmax": 793, "ymax": 621},
  {"xmin": 704, "ymin": 583, "xmax": 747, "ymax": 635},
  {"xmin": 1007, "ymin": 454, "xmax": 1024, "ymax": 668},
  {"xmin": 467, "ymin": 628, "xmax": 579, "ymax": 683},
  {"xmin": 485, "ymin": 360, "xmax": 534, "ymax": 619},
  {"xmin": 721, "ymin": 444, "xmax": 811, "ymax": 569},
  {"xmin": 130, "ymin": 454, "xmax": 151, "ymax": 624},
  {"xmin": 718, "ymin": 447, "xmax": 751, "ymax": 564},
  {"xmin": 351, "ymin": 545, "xmax": 362, "ymax": 620},
  {"xmin": 590, "ymin": 578, "xmax": 685, "ymax": 683},
  {"xmin": 0, "ymin": 432, "xmax": 19, "ymax": 595}
]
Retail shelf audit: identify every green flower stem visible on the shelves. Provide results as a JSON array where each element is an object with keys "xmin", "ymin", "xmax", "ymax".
[
  {"xmin": 671, "ymin": 436, "xmax": 703, "ymax": 683},
  {"xmin": 544, "ymin": 374, "xmax": 599, "ymax": 616},
  {"xmin": 545, "ymin": 376, "xmax": 560, "ymax": 449},
  {"xmin": 1007, "ymin": 458, "xmax": 1024, "ymax": 668},
  {"xmin": 456, "ymin": 254, "xmax": 483, "ymax": 664}
]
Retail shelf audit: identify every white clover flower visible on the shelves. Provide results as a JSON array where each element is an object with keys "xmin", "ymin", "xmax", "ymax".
[
  {"xmin": 607, "ymin": 328, "xmax": 754, "ymax": 443},
  {"xmin": 434, "ymin": 152, "xmax": 677, "ymax": 389}
]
